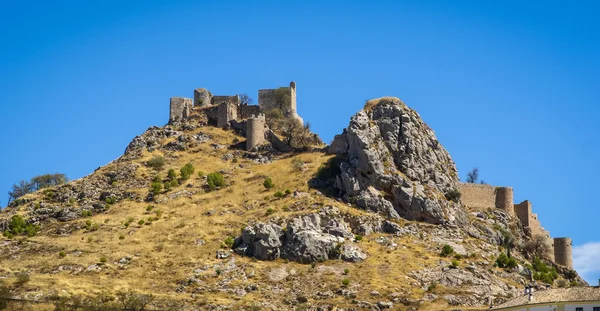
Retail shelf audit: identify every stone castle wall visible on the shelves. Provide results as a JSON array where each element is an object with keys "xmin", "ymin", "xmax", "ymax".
[
  {"xmin": 240, "ymin": 104, "xmax": 261, "ymax": 120},
  {"xmin": 459, "ymin": 183, "xmax": 496, "ymax": 211},
  {"xmin": 495, "ymin": 187, "xmax": 514, "ymax": 214},
  {"xmin": 258, "ymin": 81, "xmax": 297, "ymax": 119},
  {"xmin": 194, "ymin": 88, "xmax": 212, "ymax": 107},
  {"xmin": 554, "ymin": 238, "xmax": 573, "ymax": 268},
  {"xmin": 246, "ymin": 114, "xmax": 266, "ymax": 150},
  {"xmin": 169, "ymin": 97, "xmax": 193, "ymax": 124},
  {"xmin": 217, "ymin": 101, "xmax": 238, "ymax": 129},
  {"xmin": 514, "ymin": 200, "xmax": 532, "ymax": 229}
]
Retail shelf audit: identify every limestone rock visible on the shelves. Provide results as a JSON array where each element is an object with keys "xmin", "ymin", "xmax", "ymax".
[{"xmin": 329, "ymin": 97, "xmax": 466, "ymax": 226}]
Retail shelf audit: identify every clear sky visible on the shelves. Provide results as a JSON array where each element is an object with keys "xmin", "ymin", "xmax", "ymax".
[{"xmin": 1, "ymin": 0, "xmax": 599, "ymax": 283}]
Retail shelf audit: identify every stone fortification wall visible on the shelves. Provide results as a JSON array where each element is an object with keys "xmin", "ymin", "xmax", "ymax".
[
  {"xmin": 246, "ymin": 114, "xmax": 266, "ymax": 150},
  {"xmin": 495, "ymin": 187, "xmax": 513, "ymax": 214},
  {"xmin": 514, "ymin": 201, "xmax": 532, "ymax": 229},
  {"xmin": 194, "ymin": 88, "xmax": 212, "ymax": 107},
  {"xmin": 258, "ymin": 81, "xmax": 298, "ymax": 120},
  {"xmin": 212, "ymin": 95, "xmax": 239, "ymax": 107},
  {"xmin": 217, "ymin": 101, "xmax": 238, "ymax": 129},
  {"xmin": 169, "ymin": 97, "xmax": 193, "ymax": 124},
  {"xmin": 258, "ymin": 89, "xmax": 280, "ymax": 111},
  {"xmin": 240, "ymin": 104, "xmax": 261, "ymax": 120},
  {"xmin": 459, "ymin": 183, "xmax": 496, "ymax": 211},
  {"xmin": 554, "ymin": 237, "xmax": 573, "ymax": 269}
]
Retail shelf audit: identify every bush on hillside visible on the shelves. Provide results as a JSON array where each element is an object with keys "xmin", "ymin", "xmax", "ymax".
[
  {"xmin": 147, "ymin": 156, "xmax": 165, "ymax": 170},
  {"xmin": 263, "ymin": 177, "xmax": 275, "ymax": 189},
  {"xmin": 180, "ymin": 163, "xmax": 195, "ymax": 180},
  {"xmin": 207, "ymin": 172, "xmax": 226, "ymax": 191},
  {"xmin": 440, "ymin": 245, "xmax": 454, "ymax": 257}
]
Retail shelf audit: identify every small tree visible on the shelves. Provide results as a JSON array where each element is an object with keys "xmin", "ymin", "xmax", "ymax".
[
  {"xmin": 522, "ymin": 235, "xmax": 553, "ymax": 260},
  {"xmin": 466, "ymin": 168, "xmax": 479, "ymax": 183},
  {"xmin": 207, "ymin": 172, "xmax": 225, "ymax": 191},
  {"xmin": 239, "ymin": 94, "xmax": 253, "ymax": 105},
  {"xmin": 180, "ymin": 163, "xmax": 195, "ymax": 180},
  {"xmin": 263, "ymin": 177, "xmax": 275, "ymax": 189}
]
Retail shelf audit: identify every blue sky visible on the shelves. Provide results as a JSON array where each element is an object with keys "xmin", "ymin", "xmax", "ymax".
[{"xmin": 1, "ymin": 0, "xmax": 599, "ymax": 282}]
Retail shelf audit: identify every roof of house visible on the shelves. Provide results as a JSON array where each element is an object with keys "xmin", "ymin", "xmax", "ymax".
[{"xmin": 493, "ymin": 287, "xmax": 600, "ymax": 310}]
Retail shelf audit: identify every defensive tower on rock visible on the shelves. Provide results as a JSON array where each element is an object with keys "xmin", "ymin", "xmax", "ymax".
[
  {"xmin": 495, "ymin": 187, "xmax": 513, "ymax": 214},
  {"xmin": 554, "ymin": 237, "xmax": 573, "ymax": 269},
  {"xmin": 169, "ymin": 97, "xmax": 192, "ymax": 124}
]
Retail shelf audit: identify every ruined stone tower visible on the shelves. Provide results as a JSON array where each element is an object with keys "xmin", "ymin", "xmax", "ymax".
[
  {"xmin": 246, "ymin": 114, "xmax": 266, "ymax": 151},
  {"xmin": 495, "ymin": 187, "xmax": 513, "ymax": 214},
  {"xmin": 258, "ymin": 81, "xmax": 300, "ymax": 123},
  {"xmin": 194, "ymin": 88, "xmax": 212, "ymax": 107},
  {"xmin": 169, "ymin": 97, "xmax": 193, "ymax": 124},
  {"xmin": 554, "ymin": 237, "xmax": 573, "ymax": 269},
  {"xmin": 217, "ymin": 96, "xmax": 239, "ymax": 128}
]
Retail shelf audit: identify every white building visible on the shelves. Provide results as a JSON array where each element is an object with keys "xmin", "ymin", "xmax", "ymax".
[{"xmin": 492, "ymin": 287, "xmax": 600, "ymax": 311}]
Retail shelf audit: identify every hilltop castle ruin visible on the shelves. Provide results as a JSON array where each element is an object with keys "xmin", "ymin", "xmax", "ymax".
[
  {"xmin": 168, "ymin": 81, "xmax": 311, "ymax": 151},
  {"xmin": 460, "ymin": 183, "xmax": 573, "ymax": 269}
]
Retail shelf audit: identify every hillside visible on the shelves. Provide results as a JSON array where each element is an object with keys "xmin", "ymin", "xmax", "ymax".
[{"xmin": 0, "ymin": 92, "xmax": 586, "ymax": 311}]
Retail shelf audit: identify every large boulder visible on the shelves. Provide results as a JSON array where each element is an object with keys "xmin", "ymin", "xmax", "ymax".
[{"xmin": 328, "ymin": 97, "xmax": 466, "ymax": 226}]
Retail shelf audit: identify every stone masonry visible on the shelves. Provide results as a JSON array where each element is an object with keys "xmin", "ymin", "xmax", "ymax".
[
  {"xmin": 554, "ymin": 237, "xmax": 573, "ymax": 269},
  {"xmin": 258, "ymin": 81, "xmax": 302, "ymax": 124},
  {"xmin": 460, "ymin": 182, "xmax": 566, "ymax": 265},
  {"xmin": 459, "ymin": 183, "xmax": 496, "ymax": 211},
  {"xmin": 217, "ymin": 100, "xmax": 238, "ymax": 129},
  {"xmin": 169, "ymin": 97, "xmax": 193, "ymax": 124},
  {"xmin": 495, "ymin": 187, "xmax": 514, "ymax": 214},
  {"xmin": 246, "ymin": 114, "xmax": 266, "ymax": 150},
  {"xmin": 194, "ymin": 88, "xmax": 212, "ymax": 107}
]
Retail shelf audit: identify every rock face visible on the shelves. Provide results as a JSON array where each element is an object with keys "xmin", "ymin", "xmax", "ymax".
[
  {"xmin": 233, "ymin": 207, "xmax": 366, "ymax": 264},
  {"xmin": 328, "ymin": 97, "xmax": 466, "ymax": 225}
]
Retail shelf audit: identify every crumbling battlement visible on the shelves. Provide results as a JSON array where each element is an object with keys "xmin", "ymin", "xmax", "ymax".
[
  {"xmin": 459, "ymin": 182, "xmax": 566, "ymax": 266},
  {"xmin": 169, "ymin": 97, "xmax": 193, "ymax": 124},
  {"xmin": 166, "ymin": 81, "xmax": 307, "ymax": 152}
]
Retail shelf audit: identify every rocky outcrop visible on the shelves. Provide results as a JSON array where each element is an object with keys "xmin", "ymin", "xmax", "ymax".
[
  {"xmin": 328, "ymin": 97, "xmax": 466, "ymax": 226},
  {"xmin": 233, "ymin": 207, "xmax": 366, "ymax": 263}
]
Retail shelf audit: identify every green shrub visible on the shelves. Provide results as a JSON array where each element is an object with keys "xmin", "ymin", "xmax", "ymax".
[
  {"xmin": 167, "ymin": 169, "xmax": 177, "ymax": 181},
  {"xmin": 81, "ymin": 210, "xmax": 92, "ymax": 217},
  {"xmin": 285, "ymin": 188, "xmax": 292, "ymax": 195},
  {"xmin": 147, "ymin": 156, "xmax": 165, "ymax": 170},
  {"xmin": 207, "ymin": 172, "xmax": 226, "ymax": 191},
  {"xmin": 440, "ymin": 245, "xmax": 454, "ymax": 257},
  {"xmin": 445, "ymin": 189, "xmax": 461, "ymax": 203},
  {"xmin": 274, "ymin": 191, "xmax": 285, "ymax": 198},
  {"xmin": 15, "ymin": 272, "xmax": 30, "ymax": 286},
  {"xmin": 152, "ymin": 175, "xmax": 162, "ymax": 183},
  {"xmin": 198, "ymin": 171, "xmax": 205, "ymax": 178},
  {"xmin": 354, "ymin": 235, "xmax": 363, "ymax": 242},
  {"xmin": 451, "ymin": 260, "xmax": 459, "ymax": 268},
  {"xmin": 507, "ymin": 257, "xmax": 517, "ymax": 268},
  {"xmin": 427, "ymin": 282, "xmax": 437, "ymax": 292},
  {"xmin": 146, "ymin": 205, "xmax": 154, "ymax": 212},
  {"xmin": 265, "ymin": 208, "xmax": 276, "ymax": 216},
  {"xmin": 155, "ymin": 210, "xmax": 163, "ymax": 218},
  {"xmin": 224, "ymin": 237, "xmax": 235, "ymax": 247},
  {"xmin": 119, "ymin": 234, "xmax": 125, "ymax": 240},
  {"xmin": 151, "ymin": 182, "xmax": 162, "ymax": 195},
  {"xmin": 138, "ymin": 220, "xmax": 145, "ymax": 225},
  {"xmin": 263, "ymin": 177, "xmax": 275, "ymax": 189},
  {"xmin": 59, "ymin": 251, "xmax": 66, "ymax": 258},
  {"xmin": 344, "ymin": 268, "xmax": 349, "ymax": 275},
  {"xmin": 4, "ymin": 215, "xmax": 39, "ymax": 237},
  {"xmin": 496, "ymin": 253, "xmax": 510, "ymax": 268},
  {"xmin": 180, "ymin": 163, "xmax": 195, "ymax": 180},
  {"xmin": 341, "ymin": 278, "xmax": 350, "ymax": 286},
  {"xmin": 100, "ymin": 256, "xmax": 108, "ymax": 264},
  {"xmin": 105, "ymin": 197, "xmax": 116, "ymax": 205}
]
